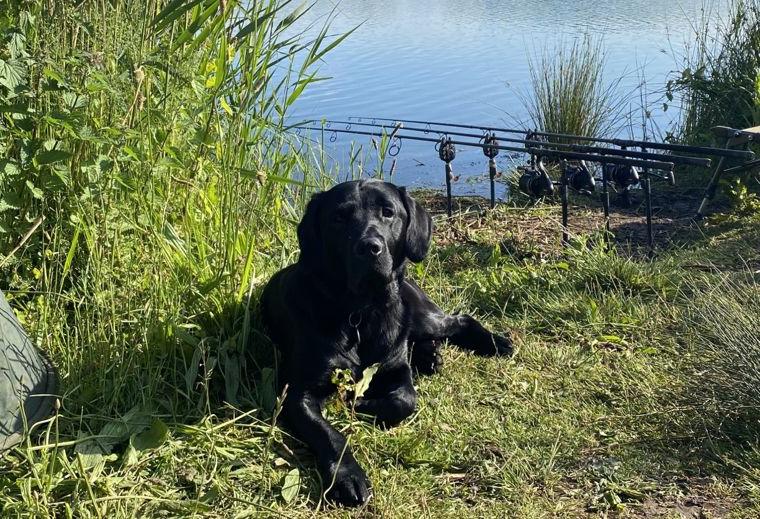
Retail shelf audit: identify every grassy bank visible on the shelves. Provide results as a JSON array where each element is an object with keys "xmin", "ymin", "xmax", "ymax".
[
  {"xmin": 2, "ymin": 0, "xmax": 760, "ymax": 518},
  {"xmin": 3, "ymin": 192, "xmax": 760, "ymax": 517}
]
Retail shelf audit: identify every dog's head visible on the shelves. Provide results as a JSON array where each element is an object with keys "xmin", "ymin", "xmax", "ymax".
[{"xmin": 297, "ymin": 180, "xmax": 432, "ymax": 294}]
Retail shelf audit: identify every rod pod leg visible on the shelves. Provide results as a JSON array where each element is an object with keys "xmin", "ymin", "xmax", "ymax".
[
  {"xmin": 445, "ymin": 162, "xmax": 453, "ymax": 217},
  {"xmin": 561, "ymin": 180, "xmax": 569, "ymax": 246},
  {"xmin": 601, "ymin": 170, "xmax": 611, "ymax": 251},
  {"xmin": 489, "ymin": 158, "xmax": 497, "ymax": 209}
]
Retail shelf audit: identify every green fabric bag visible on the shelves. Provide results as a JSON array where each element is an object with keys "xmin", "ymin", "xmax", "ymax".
[{"xmin": 0, "ymin": 289, "xmax": 57, "ymax": 450}]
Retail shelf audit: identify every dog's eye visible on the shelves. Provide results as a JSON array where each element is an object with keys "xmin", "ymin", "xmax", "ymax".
[
  {"xmin": 333, "ymin": 211, "xmax": 347, "ymax": 224},
  {"xmin": 382, "ymin": 206, "xmax": 395, "ymax": 218}
]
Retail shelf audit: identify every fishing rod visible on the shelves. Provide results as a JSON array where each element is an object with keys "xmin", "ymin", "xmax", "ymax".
[
  {"xmin": 311, "ymin": 119, "xmax": 711, "ymax": 168},
  {"xmin": 347, "ymin": 116, "xmax": 756, "ymax": 161},
  {"xmin": 295, "ymin": 123, "xmax": 680, "ymax": 256},
  {"xmin": 295, "ymin": 126, "xmax": 677, "ymax": 171}
]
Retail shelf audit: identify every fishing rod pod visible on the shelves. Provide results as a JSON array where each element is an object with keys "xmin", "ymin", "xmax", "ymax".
[{"xmin": 295, "ymin": 121, "xmax": 697, "ymax": 255}]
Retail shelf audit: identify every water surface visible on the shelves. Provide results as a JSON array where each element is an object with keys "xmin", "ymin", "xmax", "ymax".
[{"xmin": 290, "ymin": 1, "xmax": 726, "ymax": 196}]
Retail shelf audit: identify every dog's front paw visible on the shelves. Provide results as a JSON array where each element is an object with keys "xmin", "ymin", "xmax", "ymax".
[
  {"xmin": 410, "ymin": 340, "xmax": 443, "ymax": 375},
  {"xmin": 323, "ymin": 460, "xmax": 372, "ymax": 507}
]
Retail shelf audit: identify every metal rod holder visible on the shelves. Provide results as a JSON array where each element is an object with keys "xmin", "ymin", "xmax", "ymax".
[
  {"xmin": 601, "ymin": 166, "xmax": 611, "ymax": 250},
  {"xmin": 489, "ymin": 159, "xmax": 497, "ymax": 209},
  {"xmin": 482, "ymin": 132, "xmax": 500, "ymax": 209},
  {"xmin": 696, "ymin": 138, "xmax": 731, "ymax": 219},
  {"xmin": 445, "ymin": 163, "xmax": 453, "ymax": 216},
  {"xmin": 640, "ymin": 146, "xmax": 655, "ymax": 258},
  {"xmin": 438, "ymin": 136, "xmax": 456, "ymax": 217},
  {"xmin": 561, "ymin": 179, "xmax": 569, "ymax": 246}
]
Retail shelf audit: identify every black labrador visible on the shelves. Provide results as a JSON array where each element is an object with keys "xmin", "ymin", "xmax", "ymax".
[{"xmin": 261, "ymin": 179, "xmax": 512, "ymax": 507}]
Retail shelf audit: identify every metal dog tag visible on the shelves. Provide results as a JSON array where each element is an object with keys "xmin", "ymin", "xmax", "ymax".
[{"xmin": 348, "ymin": 311, "xmax": 362, "ymax": 345}]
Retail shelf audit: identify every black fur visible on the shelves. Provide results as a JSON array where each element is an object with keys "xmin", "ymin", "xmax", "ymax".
[{"xmin": 260, "ymin": 180, "xmax": 512, "ymax": 507}]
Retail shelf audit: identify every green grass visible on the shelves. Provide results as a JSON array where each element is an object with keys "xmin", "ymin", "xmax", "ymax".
[
  {"xmin": 3, "ymin": 0, "xmax": 760, "ymax": 517},
  {"xmin": 3, "ymin": 199, "xmax": 760, "ymax": 517}
]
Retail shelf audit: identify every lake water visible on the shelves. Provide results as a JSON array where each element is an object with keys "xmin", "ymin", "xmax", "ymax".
[{"xmin": 290, "ymin": 0, "xmax": 728, "ymax": 197}]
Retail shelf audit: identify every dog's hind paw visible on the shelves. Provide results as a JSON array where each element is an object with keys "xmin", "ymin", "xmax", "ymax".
[{"xmin": 490, "ymin": 333, "xmax": 514, "ymax": 357}]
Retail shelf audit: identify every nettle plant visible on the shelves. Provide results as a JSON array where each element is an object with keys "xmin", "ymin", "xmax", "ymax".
[
  {"xmin": 0, "ymin": 8, "xmax": 118, "ymax": 251},
  {"xmin": 0, "ymin": 9, "xmax": 44, "ymax": 239}
]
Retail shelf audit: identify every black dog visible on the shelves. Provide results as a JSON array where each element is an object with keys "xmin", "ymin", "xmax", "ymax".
[{"xmin": 261, "ymin": 180, "xmax": 512, "ymax": 507}]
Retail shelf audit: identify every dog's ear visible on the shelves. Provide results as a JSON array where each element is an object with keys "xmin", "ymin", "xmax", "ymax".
[
  {"xmin": 399, "ymin": 186, "xmax": 433, "ymax": 263},
  {"xmin": 297, "ymin": 191, "xmax": 326, "ymax": 266}
]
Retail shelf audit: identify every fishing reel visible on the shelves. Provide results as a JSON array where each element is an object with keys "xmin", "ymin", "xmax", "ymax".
[
  {"xmin": 518, "ymin": 158, "xmax": 555, "ymax": 198},
  {"xmin": 602, "ymin": 163, "xmax": 640, "ymax": 207},
  {"xmin": 561, "ymin": 160, "xmax": 595, "ymax": 194},
  {"xmin": 603, "ymin": 163, "xmax": 640, "ymax": 190}
]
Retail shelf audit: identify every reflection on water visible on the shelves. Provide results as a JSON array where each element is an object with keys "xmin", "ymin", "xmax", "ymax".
[{"xmin": 289, "ymin": 0, "xmax": 727, "ymax": 195}]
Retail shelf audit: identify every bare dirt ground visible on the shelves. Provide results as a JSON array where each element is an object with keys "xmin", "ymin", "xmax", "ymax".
[{"xmin": 415, "ymin": 185, "xmax": 728, "ymax": 260}]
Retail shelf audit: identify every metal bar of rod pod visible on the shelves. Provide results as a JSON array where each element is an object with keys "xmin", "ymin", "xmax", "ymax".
[
  {"xmin": 297, "ymin": 126, "xmax": 678, "ymax": 170},
  {"xmin": 322, "ymin": 120, "xmax": 711, "ymax": 167},
  {"xmin": 345, "ymin": 117, "xmax": 754, "ymax": 160}
]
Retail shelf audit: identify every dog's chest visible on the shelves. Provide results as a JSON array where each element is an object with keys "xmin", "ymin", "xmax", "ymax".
[{"xmin": 335, "ymin": 307, "xmax": 406, "ymax": 370}]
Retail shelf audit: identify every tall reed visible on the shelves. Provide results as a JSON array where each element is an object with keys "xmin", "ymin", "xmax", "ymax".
[
  {"xmin": 0, "ymin": 0, "xmax": 346, "ymax": 423},
  {"xmin": 669, "ymin": 0, "xmax": 760, "ymax": 143},
  {"xmin": 521, "ymin": 35, "xmax": 627, "ymax": 141}
]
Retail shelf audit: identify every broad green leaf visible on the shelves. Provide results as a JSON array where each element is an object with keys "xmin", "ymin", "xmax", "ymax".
[
  {"xmin": 36, "ymin": 150, "xmax": 72, "ymax": 165},
  {"xmin": 42, "ymin": 67, "xmax": 66, "ymax": 85},
  {"xmin": 281, "ymin": 468, "xmax": 300, "ymax": 503},
  {"xmin": 355, "ymin": 363, "xmax": 381, "ymax": 399},
  {"xmin": 186, "ymin": 343, "xmax": 204, "ymax": 395},
  {"xmin": 171, "ymin": 1, "xmax": 220, "ymax": 51},
  {"xmin": 8, "ymin": 30, "xmax": 27, "ymax": 59},
  {"xmin": 74, "ymin": 431, "xmax": 107, "ymax": 469},
  {"xmin": 131, "ymin": 419, "xmax": 169, "ymax": 451},
  {"xmin": 62, "ymin": 92, "xmax": 88, "ymax": 110},
  {"xmin": 4, "ymin": 161, "xmax": 20, "ymax": 176},
  {"xmin": 0, "ymin": 104, "xmax": 29, "ymax": 114},
  {"xmin": 25, "ymin": 180, "xmax": 43, "ymax": 199},
  {"xmin": 0, "ymin": 198, "xmax": 18, "ymax": 212},
  {"xmin": 0, "ymin": 58, "xmax": 25, "ymax": 90}
]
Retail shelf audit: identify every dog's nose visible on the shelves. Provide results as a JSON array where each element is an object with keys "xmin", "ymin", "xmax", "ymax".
[{"xmin": 355, "ymin": 237, "xmax": 384, "ymax": 257}]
